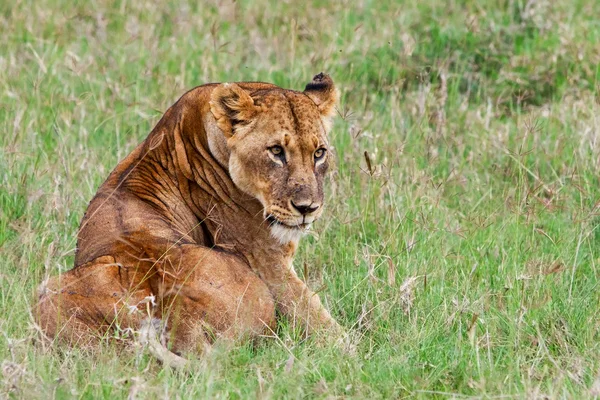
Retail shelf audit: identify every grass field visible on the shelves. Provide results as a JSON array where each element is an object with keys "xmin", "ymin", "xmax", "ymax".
[{"xmin": 2, "ymin": 0, "xmax": 600, "ymax": 398}]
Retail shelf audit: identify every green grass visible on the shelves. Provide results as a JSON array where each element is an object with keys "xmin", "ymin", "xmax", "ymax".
[{"xmin": 2, "ymin": 0, "xmax": 600, "ymax": 398}]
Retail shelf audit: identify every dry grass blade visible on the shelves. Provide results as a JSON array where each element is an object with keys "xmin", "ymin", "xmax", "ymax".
[
  {"xmin": 387, "ymin": 258, "xmax": 396, "ymax": 286},
  {"xmin": 399, "ymin": 276, "xmax": 420, "ymax": 315},
  {"xmin": 364, "ymin": 151, "xmax": 373, "ymax": 176},
  {"xmin": 590, "ymin": 374, "xmax": 600, "ymax": 397},
  {"xmin": 138, "ymin": 319, "xmax": 189, "ymax": 370}
]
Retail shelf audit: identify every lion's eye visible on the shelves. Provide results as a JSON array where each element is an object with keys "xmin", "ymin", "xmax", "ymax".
[
  {"xmin": 270, "ymin": 146, "xmax": 283, "ymax": 155},
  {"xmin": 269, "ymin": 145, "xmax": 285, "ymax": 160},
  {"xmin": 314, "ymin": 148, "xmax": 326, "ymax": 160}
]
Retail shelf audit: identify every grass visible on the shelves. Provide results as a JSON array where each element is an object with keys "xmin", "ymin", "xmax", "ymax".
[{"xmin": 1, "ymin": 0, "xmax": 600, "ymax": 398}]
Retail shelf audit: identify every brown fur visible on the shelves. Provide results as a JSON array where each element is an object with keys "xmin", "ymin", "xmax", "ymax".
[{"xmin": 36, "ymin": 74, "xmax": 340, "ymax": 354}]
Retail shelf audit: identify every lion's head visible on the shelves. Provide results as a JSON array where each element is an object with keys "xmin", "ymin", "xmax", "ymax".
[{"xmin": 208, "ymin": 73, "xmax": 338, "ymax": 244}]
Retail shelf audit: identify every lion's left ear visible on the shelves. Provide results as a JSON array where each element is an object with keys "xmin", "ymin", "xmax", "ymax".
[
  {"xmin": 210, "ymin": 83, "xmax": 261, "ymax": 138},
  {"xmin": 304, "ymin": 73, "xmax": 339, "ymax": 132}
]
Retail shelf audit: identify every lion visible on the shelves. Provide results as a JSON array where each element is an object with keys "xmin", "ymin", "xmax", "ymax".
[{"xmin": 36, "ymin": 73, "xmax": 341, "ymax": 363}]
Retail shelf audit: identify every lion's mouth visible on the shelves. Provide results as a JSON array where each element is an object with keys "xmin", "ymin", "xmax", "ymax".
[{"xmin": 266, "ymin": 215, "xmax": 311, "ymax": 230}]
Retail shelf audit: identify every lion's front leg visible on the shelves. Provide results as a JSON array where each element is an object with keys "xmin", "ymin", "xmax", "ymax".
[{"xmin": 261, "ymin": 262, "xmax": 341, "ymax": 336}]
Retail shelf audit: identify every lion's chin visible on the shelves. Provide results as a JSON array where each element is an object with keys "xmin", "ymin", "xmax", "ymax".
[
  {"xmin": 267, "ymin": 216, "xmax": 311, "ymax": 245},
  {"xmin": 269, "ymin": 224, "xmax": 307, "ymax": 245}
]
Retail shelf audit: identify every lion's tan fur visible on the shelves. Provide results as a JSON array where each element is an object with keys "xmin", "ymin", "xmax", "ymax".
[{"xmin": 36, "ymin": 74, "xmax": 340, "ymax": 354}]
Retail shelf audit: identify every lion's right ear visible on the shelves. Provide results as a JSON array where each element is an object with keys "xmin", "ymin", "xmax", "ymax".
[{"xmin": 209, "ymin": 83, "xmax": 261, "ymax": 138}]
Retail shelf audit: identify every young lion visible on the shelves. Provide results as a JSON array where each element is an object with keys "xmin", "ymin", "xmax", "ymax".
[{"xmin": 37, "ymin": 73, "xmax": 341, "ymax": 361}]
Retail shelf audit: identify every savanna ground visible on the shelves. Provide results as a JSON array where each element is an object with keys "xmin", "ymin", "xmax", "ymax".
[{"xmin": 1, "ymin": 0, "xmax": 600, "ymax": 398}]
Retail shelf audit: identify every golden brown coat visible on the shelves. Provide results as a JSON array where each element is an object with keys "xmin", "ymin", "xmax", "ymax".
[{"xmin": 36, "ymin": 74, "xmax": 340, "ymax": 355}]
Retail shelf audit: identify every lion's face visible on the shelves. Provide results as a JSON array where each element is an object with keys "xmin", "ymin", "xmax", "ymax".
[
  {"xmin": 209, "ymin": 74, "xmax": 338, "ymax": 244},
  {"xmin": 228, "ymin": 92, "xmax": 330, "ymax": 243}
]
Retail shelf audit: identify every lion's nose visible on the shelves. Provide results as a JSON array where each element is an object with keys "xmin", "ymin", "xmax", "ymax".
[{"xmin": 291, "ymin": 201, "xmax": 320, "ymax": 215}]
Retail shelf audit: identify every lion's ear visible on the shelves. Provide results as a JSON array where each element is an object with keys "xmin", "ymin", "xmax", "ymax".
[
  {"xmin": 304, "ymin": 73, "xmax": 338, "ymax": 131},
  {"xmin": 210, "ymin": 83, "xmax": 261, "ymax": 137}
]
